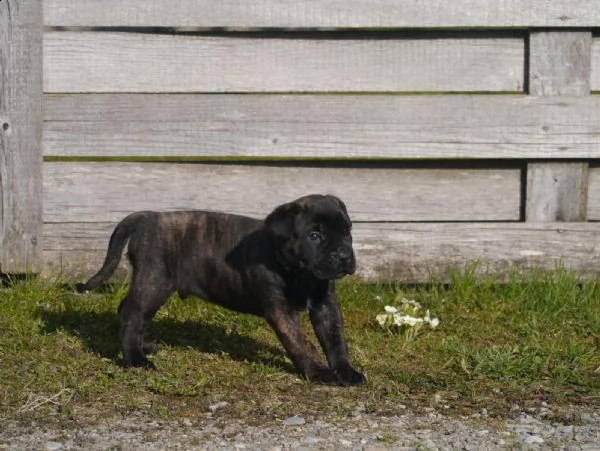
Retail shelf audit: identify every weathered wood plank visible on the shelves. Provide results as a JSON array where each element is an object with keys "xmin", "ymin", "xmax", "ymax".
[
  {"xmin": 526, "ymin": 164, "xmax": 589, "ymax": 221},
  {"xmin": 525, "ymin": 32, "xmax": 592, "ymax": 222},
  {"xmin": 43, "ymin": 94, "xmax": 600, "ymax": 159},
  {"xmin": 43, "ymin": 32, "xmax": 524, "ymax": 93},
  {"xmin": 42, "ymin": 162, "xmax": 521, "ymax": 223},
  {"xmin": 584, "ymin": 167, "xmax": 600, "ymax": 220},
  {"xmin": 354, "ymin": 222, "xmax": 600, "ymax": 282},
  {"xmin": 0, "ymin": 0, "xmax": 43, "ymax": 273},
  {"xmin": 591, "ymin": 37, "xmax": 600, "ymax": 91},
  {"xmin": 530, "ymin": 32, "xmax": 592, "ymax": 96},
  {"xmin": 43, "ymin": 0, "xmax": 600, "ymax": 28},
  {"xmin": 42, "ymin": 222, "xmax": 600, "ymax": 283}
]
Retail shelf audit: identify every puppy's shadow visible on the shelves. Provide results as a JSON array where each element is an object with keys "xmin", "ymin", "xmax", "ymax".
[{"xmin": 40, "ymin": 309, "xmax": 294, "ymax": 373}]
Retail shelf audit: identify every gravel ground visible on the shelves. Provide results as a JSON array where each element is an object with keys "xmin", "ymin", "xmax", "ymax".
[{"xmin": 2, "ymin": 403, "xmax": 600, "ymax": 450}]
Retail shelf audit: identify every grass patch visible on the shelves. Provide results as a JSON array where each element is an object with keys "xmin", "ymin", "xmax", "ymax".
[{"xmin": 1, "ymin": 267, "xmax": 599, "ymax": 427}]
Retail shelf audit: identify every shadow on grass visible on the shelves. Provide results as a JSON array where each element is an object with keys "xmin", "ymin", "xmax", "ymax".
[{"xmin": 39, "ymin": 309, "xmax": 294, "ymax": 374}]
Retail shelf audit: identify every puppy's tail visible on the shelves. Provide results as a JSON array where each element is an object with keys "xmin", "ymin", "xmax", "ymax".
[{"xmin": 76, "ymin": 212, "xmax": 145, "ymax": 293}]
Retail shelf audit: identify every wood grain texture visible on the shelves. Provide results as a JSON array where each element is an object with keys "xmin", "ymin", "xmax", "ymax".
[
  {"xmin": 42, "ymin": 162, "xmax": 521, "ymax": 223},
  {"xmin": 43, "ymin": 0, "xmax": 600, "ymax": 27},
  {"xmin": 526, "ymin": 164, "xmax": 588, "ymax": 221},
  {"xmin": 43, "ymin": 32, "xmax": 524, "ymax": 93},
  {"xmin": 529, "ymin": 32, "xmax": 592, "ymax": 96},
  {"xmin": 42, "ymin": 222, "xmax": 600, "ymax": 282},
  {"xmin": 0, "ymin": 0, "xmax": 43, "ymax": 273},
  {"xmin": 592, "ymin": 37, "xmax": 600, "ymax": 91},
  {"xmin": 584, "ymin": 167, "xmax": 600, "ymax": 220},
  {"xmin": 353, "ymin": 222, "xmax": 600, "ymax": 282},
  {"xmin": 526, "ymin": 32, "xmax": 592, "ymax": 223},
  {"xmin": 43, "ymin": 94, "xmax": 600, "ymax": 159}
]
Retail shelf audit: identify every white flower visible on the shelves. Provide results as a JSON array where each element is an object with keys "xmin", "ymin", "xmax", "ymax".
[
  {"xmin": 375, "ymin": 314, "xmax": 389, "ymax": 326},
  {"xmin": 374, "ymin": 295, "xmax": 382, "ymax": 302},
  {"xmin": 424, "ymin": 310, "xmax": 440, "ymax": 328},
  {"xmin": 400, "ymin": 298, "xmax": 422, "ymax": 310},
  {"xmin": 396, "ymin": 315, "xmax": 424, "ymax": 327},
  {"xmin": 376, "ymin": 299, "xmax": 439, "ymax": 340}
]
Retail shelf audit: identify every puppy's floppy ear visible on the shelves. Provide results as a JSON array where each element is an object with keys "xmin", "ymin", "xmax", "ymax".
[
  {"xmin": 265, "ymin": 201, "xmax": 302, "ymax": 238},
  {"xmin": 326, "ymin": 195, "xmax": 348, "ymax": 214},
  {"xmin": 326, "ymin": 195, "xmax": 351, "ymax": 223}
]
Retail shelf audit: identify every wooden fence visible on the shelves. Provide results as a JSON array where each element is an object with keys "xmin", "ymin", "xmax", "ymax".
[{"xmin": 1, "ymin": 1, "xmax": 600, "ymax": 282}]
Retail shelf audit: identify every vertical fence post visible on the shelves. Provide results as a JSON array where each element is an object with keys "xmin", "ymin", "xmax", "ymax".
[
  {"xmin": 525, "ymin": 31, "xmax": 592, "ymax": 222},
  {"xmin": 0, "ymin": 0, "xmax": 43, "ymax": 274}
]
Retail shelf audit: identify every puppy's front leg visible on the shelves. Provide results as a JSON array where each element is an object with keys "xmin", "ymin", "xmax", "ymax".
[
  {"xmin": 264, "ymin": 307, "xmax": 338, "ymax": 385},
  {"xmin": 309, "ymin": 285, "xmax": 366, "ymax": 386}
]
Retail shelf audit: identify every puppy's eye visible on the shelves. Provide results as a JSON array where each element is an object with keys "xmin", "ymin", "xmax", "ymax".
[{"xmin": 308, "ymin": 231, "xmax": 322, "ymax": 242}]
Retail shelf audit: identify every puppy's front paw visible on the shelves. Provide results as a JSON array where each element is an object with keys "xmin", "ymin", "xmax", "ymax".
[
  {"xmin": 334, "ymin": 365, "xmax": 366, "ymax": 386},
  {"xmin": 123, "ymin": 356, "xmax": 157, "ymax": 370},
  {"xmin": 305, "ymin": 365, "xmax": 338, "ymax": 385}
]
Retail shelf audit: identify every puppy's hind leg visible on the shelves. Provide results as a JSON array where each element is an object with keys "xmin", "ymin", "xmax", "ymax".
[{"xmin": 118, "ymin": 278, "xmax": 172, "ymax": 369}]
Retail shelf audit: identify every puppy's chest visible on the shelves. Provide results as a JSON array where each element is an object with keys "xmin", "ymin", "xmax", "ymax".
[{"xmin": 284, "ymin": 282, "xmax": 314, "ymax": 311}]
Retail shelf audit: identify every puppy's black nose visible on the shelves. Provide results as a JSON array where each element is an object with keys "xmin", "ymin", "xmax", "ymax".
[{"xmin": 338, "ymin": 249, "xmax": 356, "ymax": 274}]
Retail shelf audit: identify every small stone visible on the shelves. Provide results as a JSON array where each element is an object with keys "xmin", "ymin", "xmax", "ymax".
[
  {"xmin": 283, "ymin": 415, "xmax": 306, "ymax": 426},
  {"xmin": 516, "ymin": 413, "xmax": 539, "ymax": 424},
  {"xmin": 301, "ymin": 436, "xmax": 323, "ymax": 445},
  {"xmin": 556, "ymin": 425, "xmax": 574, "ymax": 435},
  {"xmin": 338, "ymin": 438, "xmax": 352, "ymax": 446},
  {"xmin": 347, "ymin": 406, "xmax": 363, "ymax": 418},
  {"xmin": 581, "ymin": 413, "xmax": 595, "ymax": 423},
  {"xmin": 180, "ymin": 418, "xmax": 193, "ymax": 427},
  {"xmin": 524, "ymin": 435, "xmax": 545, "ymax": 445},
  {"xmin": 364, "ymin": 445, "xmax": 390, "ymax": 451},
  {"xmin": 45, "ymin": 442, "xmax": 63, "ymax": 451},
  {"xmin": 208, "ymin": 401, "xmax": 229, "ymax": 412}
]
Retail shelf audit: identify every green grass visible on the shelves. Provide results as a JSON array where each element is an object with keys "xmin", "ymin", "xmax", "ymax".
[{"xmin": 1, "ymin": 266, "xmax": 599, "ymax": 427}]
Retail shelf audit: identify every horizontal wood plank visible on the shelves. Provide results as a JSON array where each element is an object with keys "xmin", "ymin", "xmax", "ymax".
[
  {"xmin": 43, "ymin": 162, "xmax": 521, "ymax": 223},
  {"xmin": 43, "ymin": 222, "xmax": 600, "ymax": 282},
  {"xmin": 44, "ymin": 94, "xmax": 600, "ymax": 159},
  {"xmin": 43, "ymin": 32, "xmax": 524, "ymax": 93},
  {"xmin": 44, "ymin": 0, "xmax": 600, "ymax": 28},
  {"xmin": 355, "ymin": 222, "xmax": 600, "ymax": 281}
]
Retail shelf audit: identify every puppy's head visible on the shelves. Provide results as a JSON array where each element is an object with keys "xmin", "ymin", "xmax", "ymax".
[{"xmin": 265, "ymin": 194, "xmax": 356, "ymax": 279}]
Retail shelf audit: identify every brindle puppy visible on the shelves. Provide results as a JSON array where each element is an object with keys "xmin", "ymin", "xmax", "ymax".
[{"xmin": 77, "ymin": 194, "xmax": 365, "ymax": 386}]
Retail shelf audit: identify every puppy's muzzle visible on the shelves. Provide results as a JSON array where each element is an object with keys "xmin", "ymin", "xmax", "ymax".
[{"xmin": 337, "ymin": 247, "xmax": 356, "ymax": 276}]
